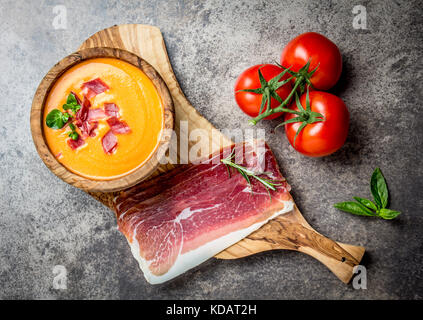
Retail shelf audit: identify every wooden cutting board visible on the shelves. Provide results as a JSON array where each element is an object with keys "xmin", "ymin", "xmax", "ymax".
[{"xmin": 79, "ymin": 24, "xmax": 365, "ymax": 283}]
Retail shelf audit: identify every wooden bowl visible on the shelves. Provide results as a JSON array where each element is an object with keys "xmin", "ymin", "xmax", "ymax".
[{"xmin": 30, "ymin": 47, "xmax": 174, "ymax": 192}]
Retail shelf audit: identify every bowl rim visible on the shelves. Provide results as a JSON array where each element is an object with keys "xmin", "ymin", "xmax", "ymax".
[{"xmin": 30, "ymin": 47, "xmax": 174, "ymax": 192}]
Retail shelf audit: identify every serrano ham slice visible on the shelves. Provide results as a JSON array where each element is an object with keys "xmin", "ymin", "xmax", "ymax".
[
  {"xmin": 101, "ymin": 130, "xmax": 117, "ymax": 154},
  {"xmin": 67, "ymin": 136, "xmax": 85, "ymax": 150},
  {"xmin": 106, "ymin": 117, "xmax": 131, "ymax": 134},
  {"xmin": 114, "ymin": 141, "xmax": 294, "ymax": 284},
  {"xmin": 81, "ymin": 78, "xmax": 109, "ymax": 99},
  {"xmin": 78, "ymin": 121, "xmax": 98, "ymax": 138},
  {"xmin": 87, "ymin": 108, "xmax": 106, "ymax": 122},
  {"xmin": 104, "ymin": 103, "xmax": 120, "ymax": 118},
  {"xmin": 75, "ymin": 95, "xmax": 91, "ymax": 123}
]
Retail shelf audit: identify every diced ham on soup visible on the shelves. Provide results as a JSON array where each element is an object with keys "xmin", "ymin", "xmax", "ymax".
[
  {"xmin": 67, "ymin": 136, "xmax": 85, "ymax": 150},
  {"xmin": 78, "ymin": 121, "xmax": 98, "ymax": 138},
  {"xmin": 101, "ymin": 130, "xmax": 118, "ymax": 154},
  {"xmin": 81, "ymin": 78, "xmax": 109, "ymax": 99},
  {"xmin": 104, "ymin": 103, "xmax": 120, "ymax": 118},
  {"xmin": 75, "ymin": 95, "xmax": 91, "ymax": 123},
  {"xmin": 87, "ymin": 108, "xmax": 106, "ymax": 122},
  {"xmin": 106, "ymin": 117, "xmax": 131, "ymax": 134}
]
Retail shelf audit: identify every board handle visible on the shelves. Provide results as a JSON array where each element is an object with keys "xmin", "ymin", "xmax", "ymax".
[
  {"xmin": 217, "ymin": 217, "xmax": 365, "ymax": 284},
  {"xmin": 292, "ymin": 224, "xmax": 365, "ymax": 284}
]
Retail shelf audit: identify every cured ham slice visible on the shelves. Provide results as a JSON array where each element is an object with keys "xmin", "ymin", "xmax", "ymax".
[
  {"xmin": 67, "ymin": 136, "xmax": 85, "ymax": 150},
  {"xmin": 81, "ymin": 78, "xmax": 109, "ymax": 99},
  {"xmin": 104, "ymin": 103, "xmax": 120, "ymax": 117},
  {"xmin": 75, "ymin": 95, "xmax": 91, "ymax": 123},
  {"xmin": 101, "ymin": 130, "xmax": 117, "ymax": 154},
  {"xmin": 87, "ymin": 108, "xmax": 106, "ymax": 122},
  {"xmin": 78, "ymin": 120, "xmax": 98, "ymax": 138},
  {"xmin": 106, "ymin": 117, "xmax": 131, "ymax": 134},
  {"xmin": 114, "ymin": 140, "xmax": 294, "ymax": 284}
]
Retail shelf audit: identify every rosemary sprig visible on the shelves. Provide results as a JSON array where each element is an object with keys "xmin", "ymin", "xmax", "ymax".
[{"xmin": 221, "ymin": 150, "xmax": 283, "ymax": 200}]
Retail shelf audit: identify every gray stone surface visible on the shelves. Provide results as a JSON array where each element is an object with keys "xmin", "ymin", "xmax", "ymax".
[{"xmin": 0, "ymin": 0, "xmax": 422, "ymax": 299}]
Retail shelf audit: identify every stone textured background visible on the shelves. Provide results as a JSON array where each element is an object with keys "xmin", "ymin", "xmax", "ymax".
[{"xmin": 0, "ymin": 0, "xmax": 422, "ymax": 299}]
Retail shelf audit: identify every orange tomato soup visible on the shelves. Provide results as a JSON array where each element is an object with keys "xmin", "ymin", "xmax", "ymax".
[{"xmin": 43, "ymin": 58, "xmax": 164, "ymax": 180}]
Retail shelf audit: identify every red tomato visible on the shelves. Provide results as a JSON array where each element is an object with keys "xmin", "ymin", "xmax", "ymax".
[
  {"xmin": 234, "ymin": 64, "xmax": 292, "ymax": 119},
  {"xmin": 280, "ymin": 32, "xmax": 342, "ymax": 90},
  {"xmin": 284, "ymin": 91, "xmax": 349, "ymax": 157}
]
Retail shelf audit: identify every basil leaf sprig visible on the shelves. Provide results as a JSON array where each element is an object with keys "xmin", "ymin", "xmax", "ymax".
[
  {"xmin": 334, "ymin": 168, "xmax": 401, "ymax": 220},
  {"xmin": 62, "ymin": 93, "xmax": 81, "ymax": 115},
  {"xmin": 45, "ymin": 93, "xmax": 81, "ymax": 130},
  {"xmin": 221, "ymin": 149, "xmax": 283, "ymax": 200},
  {"xmin": 46, "ymin": 109, "xmax": 70, "ymax": 129},
  {"xmin": 67, "ymin": 123, "xmax": 79, "ymax": 141}
]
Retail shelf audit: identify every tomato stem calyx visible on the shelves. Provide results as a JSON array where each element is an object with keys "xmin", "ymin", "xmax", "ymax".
[
  {"xmin": 276, "ymin": 87, "xmax": 324, "ymax": 147},
  {"xmin": 237, "ymin": 66, "xmax": 294, "ymax": 122},
  {"xmin": 248, "ymin": 59, "xmax": 319, "ymax": 126},
  {"xmin": 279, "ymin": 59, "xmax": 319, "ymax": 94}
]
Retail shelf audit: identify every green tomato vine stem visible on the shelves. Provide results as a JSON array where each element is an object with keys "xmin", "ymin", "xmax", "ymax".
[
  {"xmin": 245, "ymin": 59, "xmax": 320, "ymax": 126},
  {"xmin": 248, "ymin": 76, "xmax": 304, "ymax": 125}
]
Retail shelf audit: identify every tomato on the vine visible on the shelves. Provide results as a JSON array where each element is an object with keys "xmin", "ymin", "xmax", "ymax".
[
  {"xmin": 284, "ymin": 91, "xmax": 349, "ymax": 157},
  {"xmin": 280, "ymin": 32, "xmax": 342, "ymax": 91},
  {"xmin": 233, "ymin": 33, "xmax": 348, "ymax": 158},
  {"xmin": 234, "ymin": 64, "xmax": 292, "ymax": 120}
]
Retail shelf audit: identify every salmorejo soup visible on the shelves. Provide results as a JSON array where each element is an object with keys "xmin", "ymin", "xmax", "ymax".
[{"xmin": 43, "ymin": 58, "xmax": 164, "ymax": 180}]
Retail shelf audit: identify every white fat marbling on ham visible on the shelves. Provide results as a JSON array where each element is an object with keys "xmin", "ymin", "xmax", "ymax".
[{"xmin": 175, "ymin": 204, "xmax": 222, "ymax": 223}]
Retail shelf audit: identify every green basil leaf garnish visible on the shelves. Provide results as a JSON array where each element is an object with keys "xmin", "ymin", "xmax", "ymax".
[
  {"xmin": 334, "ymin": 168, "xmax": 400, "ymax": 220},
  {"xmin": 62, "ymin": 93, "xmax": 81, "ymax": 114},
  {"xmin": 67, "ymin": 122, "xmax": 79, "ymax": 140},
  {"xmin": 378, "ymin": 208, "xmax": 401, "ymax": 220},
  {"xmin": 353, "ymin": 196, "xmax": 378, "ymax": 211},
  {"xmin": 67, "ymin": 93, "xmax": 78, "ymax": 105},
  {"xmin": 46, "ymin": 109, "xmax": 66, "ymax": 129},
  {"xmin": 371, "ymin": 168, "xmax": 388, "ymax": 209},
  {"xmin": 46, "ymin": 93, "xmax": 80, "ymax": 136},
  {"xmin": 63, "ymin": 103, "xmax": 81, "ymax": 114},
  {"xmin": 68, "ymin": 131, "xmax": 79, "ymax": 141},
  {"xmin": 61, "ymin": 112, "xmax": 70, "ymax": 123},
  {"xmin": 333, "ymin": 202, "xmax": 375, "ymax": 217}
]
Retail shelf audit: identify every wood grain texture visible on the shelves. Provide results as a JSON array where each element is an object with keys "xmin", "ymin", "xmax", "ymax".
[
  {"xmin": 31, "ymin": 47, "xmax": 174, "ymax": 192},
  {"xmin": 215, "ymin": 205, "xmax": 365, "ymax": 283},
  {"xmin": 76, "ymin": 24, "xmax": 364, "ymax": 283}
]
